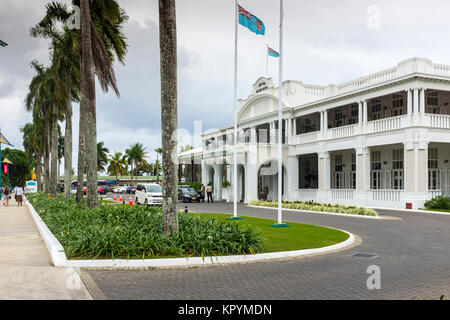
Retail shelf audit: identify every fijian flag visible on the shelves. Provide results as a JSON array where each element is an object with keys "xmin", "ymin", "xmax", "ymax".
[
  {"xmin": 238, "ymin": 5, "xmax": 265, "ymax": 35},
  {"xmin": 0, "ymin": 132, "xmax": 12, "ymax": 146},
  {"xmin": 268, "ymin": 47, "xmax": 279, "ymax": 58}
]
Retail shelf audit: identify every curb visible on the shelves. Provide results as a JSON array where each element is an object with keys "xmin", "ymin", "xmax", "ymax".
[
  {"xmin": 370, "ymin": 206, "xmax": 450, "ymax": 216},
  {"xmin": 247, "ymin": 205, "xmax": 381, "ymax": 219},
  {"xmin": 25, "ymin": 199, "xmax": 68, "ymax": 267},
  {"xmin": 25, "ymin": 200, "xmax": 356, "ymax": 269}
]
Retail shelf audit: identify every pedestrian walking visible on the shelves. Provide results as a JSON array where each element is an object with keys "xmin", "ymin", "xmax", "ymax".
[
  {"xmin": 15, "ymin": 186, "xmax": 24, "ymax": 206},
  {"xmin": 200, "ymin": 184, "xmax": 205, "ymax": 203},
  {"xmin": 3, "ymin": 186, "xmax": 10, "ymax": 207},
  {"xmin": 206, "ymin": 184, "xmax": 213, "ymax": 203}
]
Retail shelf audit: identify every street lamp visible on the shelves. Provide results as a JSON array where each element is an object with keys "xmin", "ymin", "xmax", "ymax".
[{"xmin": 0, "ymin": 40, "xmax": 8, "ymax": 47}]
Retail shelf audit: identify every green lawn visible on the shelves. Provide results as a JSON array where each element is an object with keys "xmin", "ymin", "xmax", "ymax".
[
  {"xmin": 192, "ymin": 212, "xmax": 349, "ymax": 252},
  {"xmin": 423, "ymin": 208, "xmax": 450, "ymax": 213}
]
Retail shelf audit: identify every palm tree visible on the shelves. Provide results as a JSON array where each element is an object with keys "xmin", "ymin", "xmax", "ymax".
[
  {"xmin": 97, "ymin": 141, "xmax": 109, "ymax": 172},
  {"xmin": 30, "ymin": 7, "xmax": 81, "ymax": 198},
  {"xmin": 32, "ymin": 1, "xmax": 128, "ymax": 205},
  {"xmin": 159, "ymin": 0, "xmax": 179, "ymax": 234},
  {"xmin": 125, "ymin": 143, "xmax": 146, "ymax": 186},
  {"xmin": 155, "ymin": 147, "xmax": 162, "ymax": 182},
  {"xmin": 21, "ymin": 121, "xmax": 44, "ymax": 192},
  {"xmin": 107, "ymin": 151, "xmax": 127, "ymax": 183},
  {"xmin": 25, "ymin": 61, "xmax": 52, "ymax": 194}
]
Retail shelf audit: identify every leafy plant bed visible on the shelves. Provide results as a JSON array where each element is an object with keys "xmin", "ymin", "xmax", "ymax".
[
  {"xmin": 424, "ymin": 195, "xmax": 450, "ymax": 211},
  {"xmin": 27, "ymin": 193, "xmax": 263, "ymax": 260},
  {"xmin": 250, "ymin": 200, "xmax": 378, "ymax": 217},
  {"xmin": 193, "ymin": 213, "xmax": 349, "ymax": 252}
]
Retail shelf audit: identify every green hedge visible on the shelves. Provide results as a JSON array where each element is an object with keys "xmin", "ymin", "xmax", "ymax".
[
  {"xmin": 250, "ymin": 200, "xmax": 378, "ymax": 217},
  {"xmin": 27, "ymin": 193, "xmax": 264, "ymax": 259},
  {"xmin": 424, "ymin": 195, "xmax": 450, "ymax": 210}
]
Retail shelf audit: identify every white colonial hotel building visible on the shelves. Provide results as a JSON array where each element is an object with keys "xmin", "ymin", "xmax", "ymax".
[{"xmin": 178, "ymin": 58, "xmax": 450, "ymax": 210}]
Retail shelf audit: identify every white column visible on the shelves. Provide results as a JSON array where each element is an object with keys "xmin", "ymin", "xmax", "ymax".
[
  {"xmin": 363, "ymin": 100, "xmax": 368, "ymax": 123},
  {"xmin": 293, "ymin": 117, "xmax": 297, "ymax": 136},
  {"xmin": 420, "ymin": 88, "xmax": 426, "ymax": 117},
  {"xmin": 413, "ymin": 88, "xmax": 419, "ymax": 114},
  {"xmin": 358, "ymin": 101, "xmax": 363, "ymax": 128},
  {"xmin": 407, "ymin": 89, "xmax": 413, "ymax": 116}
]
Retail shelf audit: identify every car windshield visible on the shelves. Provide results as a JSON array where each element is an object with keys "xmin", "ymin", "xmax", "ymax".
[
  {"xmin": 187, "ymin": 188, "xmax": 196, "ymax": 193},
  {"xmin": 146, "ymin": 185, "xmax": 162, "ymax": 193}
]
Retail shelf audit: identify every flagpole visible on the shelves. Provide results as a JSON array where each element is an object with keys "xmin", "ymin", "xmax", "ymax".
[
  {"xmin": 266, "ymin": 43, "xmax": 269, "ymax": 77},
  {"xmin": 273, "ymin": 0, "xmax": 288, "ymax": 228},
  {"xmin": 230, "ymin": 0, "xmax": 241, "ymax": 220}
]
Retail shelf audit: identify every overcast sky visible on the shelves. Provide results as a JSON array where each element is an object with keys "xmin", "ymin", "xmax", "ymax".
[{"xmin": 2, "ymin": 0, "xmax": 450, "ymax": 170}]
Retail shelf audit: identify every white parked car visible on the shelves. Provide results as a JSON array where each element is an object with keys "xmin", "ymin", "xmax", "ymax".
[
  {"xmin": 113, "ymin": 186, "xmax": 127, "ymax": 193},
  {"xmin": 135, "ymin": 183, "xmax": 163, "ymax": 206}
]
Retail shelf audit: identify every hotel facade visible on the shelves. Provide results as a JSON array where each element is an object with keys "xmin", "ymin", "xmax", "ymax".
[{"xmin": 178, "ymin": 58, "xmax": 450, "ymax": 210}]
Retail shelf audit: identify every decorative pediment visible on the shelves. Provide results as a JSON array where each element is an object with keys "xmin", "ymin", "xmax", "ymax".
[{"xmin": 252, "ymin": 77, "xmax": 274, "ymax": 94}]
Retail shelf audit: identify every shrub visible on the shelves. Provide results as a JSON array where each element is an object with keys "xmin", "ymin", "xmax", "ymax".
[
  {"xmin": 250, "ymin": 199, "xmax": 378, "ymax": 217},
  {"xmin": 424, "ymin": 195, "xmax": 450, "ymax": 210},
  {"xmin": 27, "ymin": 193, "xmax": 264, "ymax": 259}
]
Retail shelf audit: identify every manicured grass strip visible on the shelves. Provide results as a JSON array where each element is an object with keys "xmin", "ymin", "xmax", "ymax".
[
  {"xmin": 250, "ymin": 200, "xmax": 378, "ymax": 217},
  {"xmin": 423, "ymin": 208, "xmax": 450, "ymax": 213},
  {"xmin": 192, "ymin": 213, "xmax": 349, "ymax": 253}
]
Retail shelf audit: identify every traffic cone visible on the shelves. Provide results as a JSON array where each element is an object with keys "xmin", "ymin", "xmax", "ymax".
[
  {"xmin": 129, "ymin": 196, "xmax": 133, "ymax": 205},
  {"xmin": 119, "ymin": 195, "xmax": 122, "ymax": 203},
  {"xmin": 113, "ymin": 195, "xmax": 116, "ymax": 201}
]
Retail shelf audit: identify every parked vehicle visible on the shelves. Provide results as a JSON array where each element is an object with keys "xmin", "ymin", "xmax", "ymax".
[
  {"xmin": 125, "ymin": 186, "xmax": 134, "ymax": 194},
  {"xmin": 135, "ymin": 183, "xmax": 163, "ymax": 206},
  {"xmin": 113, "ymin": 186, "xmax": 127, "ymax": 193},
  {"xmin": 178, "ymin": 187, "xmax": 201, "ymax": 203},
  {"xmin": 83, "ymin": 186, "xmax": 105, "ymax": 195}
]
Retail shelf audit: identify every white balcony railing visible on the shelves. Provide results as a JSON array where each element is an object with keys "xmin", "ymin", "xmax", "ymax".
[
  {"xmin": 329, "ymin": 124, "xmax": 356, "ymax": 139},
  {"xmin": 297, "ymin": 131, "xmax": 319, "ymax": 144},
  {"xmin": 428, "ymin": 189, "xmax": 442, "ymax": 199},
  {"xmin": 367, "ymin": 115, "xmax": 406, "ymax": 134},
  {"xmin": 371, "ymin": 189, "xmax": 403, "ymax": 202},
  {"xmin": 427, "ymin": 114, "xmax": 450, "ymax": 129},
  {"xmin": 297, "ymin": 189, "xmax": 317, "ymax": 201},
  {"xmin": 330, "ymin": 189, "xmax": 355, "ymax": 200}
]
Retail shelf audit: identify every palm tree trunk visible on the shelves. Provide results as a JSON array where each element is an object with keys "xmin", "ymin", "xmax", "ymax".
[
  {"xmin": 51, "ymin": 102, "xmax": 59, "ymax": 196},
  {"xmin": 159, "ymin": 0, "xmax": 179, "ymax": 234},
  {"xmin": 81, "ymin": 0, "xmax": 98, "ymax": 208},
  {"xmin": 43, "ymin": 113, "xmax": 50, "ymax": 194},
  {"xmin": 76, "ymin": 100, "xmax": 86, "ymax": 203},
  {"xmin": 64, "ymin": 72, "xmax": 73, "ymax": 200},
  {"xmin": 36, "ymin": 153, "xmax": 42, "ymax": 192}
]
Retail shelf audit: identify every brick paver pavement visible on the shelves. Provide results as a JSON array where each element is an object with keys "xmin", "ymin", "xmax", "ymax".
[{"xmin": 84, "ymin": 203, "xmax": 450, "ymax": 300}]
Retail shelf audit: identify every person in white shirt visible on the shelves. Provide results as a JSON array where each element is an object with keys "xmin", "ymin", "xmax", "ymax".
[{"xmin": 15, "ymin": 186, "xmax": 24, "ymax": 206}]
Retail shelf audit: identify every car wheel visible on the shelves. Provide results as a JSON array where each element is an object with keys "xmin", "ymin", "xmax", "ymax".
[
  {"xmin": 135, "ymin": 197, "xmax": 139, "ymax": 205},
  {"xmin": 144, "ymin": 198, "xmax": 148, "ymax": 206}
]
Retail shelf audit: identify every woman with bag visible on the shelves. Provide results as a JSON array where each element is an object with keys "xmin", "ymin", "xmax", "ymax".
[{"xmin": 3, "ymin": 186, "xmax": 10, "ymax": 207}]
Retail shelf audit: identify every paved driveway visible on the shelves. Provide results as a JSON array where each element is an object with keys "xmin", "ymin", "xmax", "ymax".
[{"xmin": 83, "ymin": 203, "xmax": 450, "ymax": 300}]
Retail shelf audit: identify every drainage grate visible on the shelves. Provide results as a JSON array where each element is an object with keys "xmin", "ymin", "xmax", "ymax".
[{"xmin": 349, "ymin": 253, "xmax": 379, "ymax": 259}]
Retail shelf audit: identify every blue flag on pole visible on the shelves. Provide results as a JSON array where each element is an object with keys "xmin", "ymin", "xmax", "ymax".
[
  {"xmin": 268, "ymin": 47, "xmax": 279, "ymax": 58},
  {"xmin": 238, "ymin": 5, "xmax": 265, "ymax": 35}
]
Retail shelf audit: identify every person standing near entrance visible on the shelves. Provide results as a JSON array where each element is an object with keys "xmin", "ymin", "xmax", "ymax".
[
  {"xmin": 206, "ymin": 184, "xmax": 213, "ymax": 203},
  {"xmin": 200, "ymin": 184, "xmax": 205, "ymax": 203}
]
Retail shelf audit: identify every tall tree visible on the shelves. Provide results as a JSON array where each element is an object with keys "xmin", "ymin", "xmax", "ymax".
[
  {"xmin": 97, "ymin": 141, "xmax": 109, "ymax": 172},
  {"xmin": 155, "ymin": 147, "xmax": 162, "ymax": 182},
  {"xmin": 107, "ymin": 151, "xmax": 127, "ymax": 183},
  {"xmin": 159, "ymin": 0, "xmax": 179, "ymax": 234},
  {"xmin": 79, "ymin": 0, "xmax": 128, "ymax": 207},
  {"xmin": 125, "ymin": 143, "xmax": 146, "ymax": 187},
  {"xmin": 25, "ymin": 61, "xmax": 52, "ymax": 194}
]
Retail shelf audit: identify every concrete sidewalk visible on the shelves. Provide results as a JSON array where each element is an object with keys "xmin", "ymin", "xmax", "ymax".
[{"xmin": 0, "ymin": 196, "xmax": 92, "ymax": 300}]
